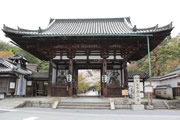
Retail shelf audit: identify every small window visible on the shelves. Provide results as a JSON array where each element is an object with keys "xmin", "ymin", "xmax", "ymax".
[
  {"xmin": 27, "ymin": 81, "xmax": 32, "ymax": 86},
  {"xmin": 177, "ymin": 82, "xmax": 180, "ymax": 86}
]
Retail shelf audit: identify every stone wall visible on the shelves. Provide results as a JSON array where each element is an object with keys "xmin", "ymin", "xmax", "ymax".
[{"xmin": 23, "ymin": 101, "xmax": 53, "ymax": 108}]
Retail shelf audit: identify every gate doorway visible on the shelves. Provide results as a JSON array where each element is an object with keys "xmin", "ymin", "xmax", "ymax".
[{"xmin": 77, "ymin": 69, "xmax": 101, "ymax": 97}]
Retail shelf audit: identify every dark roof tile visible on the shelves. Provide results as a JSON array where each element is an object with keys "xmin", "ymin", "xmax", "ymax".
[{"xmin": 3, "ymin": 17, "xmax": 173, "ymax": 36}]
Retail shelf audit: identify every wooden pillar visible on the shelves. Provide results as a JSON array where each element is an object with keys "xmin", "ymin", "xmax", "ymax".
[
  {"xmin": 68, "ymin": 57, "xmax": 73, "ymax": 96},
  {"xmin": 124, "ymin": 61, "xmax": 128, "ymax": 89},
  {"xmin": 143, "ymin": 79, "xmax": 145, "ymax": 97},
  {"xmin": 72, "ymin": 67, "xmax": 78, "ymax": 96},
  {"xmin": 69, "ymin": 58, "xmax": 73, "ymax": 74},
  {"xmin": 47, "ymin": 59, "xmax": 52, "ymax": 97},
  {"xmin": 121, "ymin": 63, "xmax": 123, "ymax": 88},
  {"xmin": 103, "ymin": 57, "xmax": 107, "ymax": 75},
  {"xmin": 102, "ymin": 57, "xmax": 107, "ymax": 97}
]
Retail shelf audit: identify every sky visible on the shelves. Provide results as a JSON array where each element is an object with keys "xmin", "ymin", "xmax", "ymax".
[{"xmin": 0, "ymin": 0, "xmax": 179, "ymax": 43}]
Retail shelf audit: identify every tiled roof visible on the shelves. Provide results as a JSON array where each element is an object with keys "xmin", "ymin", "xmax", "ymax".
[
  {"xmin": 8, "ymin": 54, "xmax": 29, "ymax": 62},
  {"xmin": 0, "ymin": 57, "xmax": 32, "ymax": 75},
  {"xmin": 0, "ymin": 58, "xmax": 17, "ymax": 73},
  {"xmin": 148, "ymin": 67, "xmax": 180, "ymax": 81},
  {"xmin": 26, "ymin": 72, "xmax": 48, "ymax": 80},
  {"xmin": 128, "ymin": 71, "xmax": 149, "ymax": 79},
  {"xmin": 3, "ymin": 17, "xmax": 173, "ymax": 36}
]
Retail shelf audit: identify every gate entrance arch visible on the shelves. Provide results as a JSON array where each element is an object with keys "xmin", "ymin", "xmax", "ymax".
[
  {"xmin": 3, "ymin": 17, "xmax": 173, "ymax": 97},
  {"xmin": 50, "ymin": 58, "xmax": 128, "ymax": 97},
  {"xmin": 77, "ymin": 69, "xmax": 101, "ymax": 97}
]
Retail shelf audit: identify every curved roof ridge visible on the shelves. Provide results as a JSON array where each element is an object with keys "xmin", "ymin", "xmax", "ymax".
[
  {"xmin": 17, "ymin": 27, "xmax": 38, "ymax": 32},
  {"xmin": 3, "ymin": 24, "xmax": 39, "ymax": 34},
  {"xmin": 137, "ymin": 22, "xmax": 173, "ymax": 31},
  {"xmin": 0, "ymin": 57, "xmax": 17, "ymax": 70},
  {"xmin": 3, "ymin": 24, "xmax": 17, "ymax": 32},
  {"xmin": 137, "ymin": 25, "xmax": 157, "ymax": 31},
  {"xmin": 49, "ymin": 17, "xmax": 130, "ymax": 22},
  {"xmin": 2, "ymin": 17, "xmax": 173, "ymax": 36},
  {"xmin": 158, "ymin": 22, "xmax": 173, "ymax": 30}
]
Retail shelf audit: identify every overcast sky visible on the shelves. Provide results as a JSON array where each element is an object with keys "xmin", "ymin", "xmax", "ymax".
[{"xmin": 0, "ymin": 0, "xmax": 179, "ymax": 43}]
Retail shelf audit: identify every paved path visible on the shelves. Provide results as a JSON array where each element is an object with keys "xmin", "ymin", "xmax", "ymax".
[
  {"xmin": 0, "ymin": 108, "xmax": 180, "ymax": 120},
  {"xmin": 0, "ymin": 97, "xmax": 52, "ymax": 109},
  {"xmin": 0, "ymin": 96, "xmax": 178, "ymax": 109}
]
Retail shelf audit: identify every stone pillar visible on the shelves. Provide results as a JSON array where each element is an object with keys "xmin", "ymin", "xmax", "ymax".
[{"xmin": 132, "ymin": 75, "xmax": 144, "ymax": 110}]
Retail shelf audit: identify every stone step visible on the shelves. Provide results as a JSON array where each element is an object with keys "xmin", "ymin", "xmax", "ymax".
[
  {"xmin": 57, "ymin": 102, "xmax": 110, "ymax": 109},
  {"xmin": 59, "ymin": 102, "xmax": 109, "ymax": 106},
  {"xmin": 59, "ymin": 104, "xmax": 110, "ymax": 107},
  {"xmin": 58, "ymin": 106, "xmax": 110, "ymax": 109},
  {"xmin": 154, "ymin": 106, "xmax": 167, "ymax": 109},
  {"xmin": 153, "ymin": 102, "xmax": 167, "ymax": 109},
  {"xmin": 60, "ymin": 102, "xmax": 109, "ymax": 104}
]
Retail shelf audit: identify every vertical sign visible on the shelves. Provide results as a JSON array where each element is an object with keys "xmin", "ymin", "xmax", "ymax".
[{"xmin": 134, "ymin": 75, "xmax": 141, "ymax": 105}]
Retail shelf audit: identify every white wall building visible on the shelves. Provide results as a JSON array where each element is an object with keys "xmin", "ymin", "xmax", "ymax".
[{"xmin": 146, "ymin": 67, "xmax": 180, "ymax": 88}]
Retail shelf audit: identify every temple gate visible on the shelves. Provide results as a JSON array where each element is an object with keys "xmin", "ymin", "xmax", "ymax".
[{"xmin": 2, "ymin": 17, "xmax": 173, "ymax": 97}]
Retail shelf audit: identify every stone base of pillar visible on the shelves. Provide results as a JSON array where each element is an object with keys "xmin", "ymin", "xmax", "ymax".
[
  {"xmin": 145, "ymin": 105, "xmax": 154, "ymax": 110},
  {"xmin": 131, "ymin": 104, "xmax": 144, "ymax": 111},
  {"xmin": 0, "ymin": 93, "xmax": 5, "ymax": 99}
]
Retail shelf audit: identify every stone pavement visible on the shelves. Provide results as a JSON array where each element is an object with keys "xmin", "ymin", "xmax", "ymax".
[
  {"xmin": 0, "ymin": 96, "xmax": 179, "ymax": 109},
  {"xmin": 0, "ymin": 97, "xmax": 51, "ymax": 109}
]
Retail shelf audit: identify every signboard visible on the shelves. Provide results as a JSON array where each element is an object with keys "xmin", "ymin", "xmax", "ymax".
[
  {"xmin": 66, "ymin": 74, "xmax": 72, "ymax": 82},
  {"xmin": 122, "ymin": 89, "xmax": 128, "ymax": 96},
  {"xmin": 144, "ymin": 86, "xmax": 153, "ymax": 93},
  {"xmin": 102, "ymin": 75, "xmax": 107, "ymax": 83},
  {"xmin": 27, "ymin": 81, "xmax": 32, "ymax": 86},
  {"xmin": 134, "ymin": 75, "xmax": 141, "ymax": 105},
  {"xmin": 9, "ymin": 82, "xmax": 15, "ymax": 89}
]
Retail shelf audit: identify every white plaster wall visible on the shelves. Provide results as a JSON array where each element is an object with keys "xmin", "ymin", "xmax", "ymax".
[
  {"xmin": 145, "ymin": 81, "xmax": 161, "ymax": 88},
  {"xmin": 144, "ymin": 77, "xmax": 180, "ymax": 88},
  {"xmin": 161, "ymin": 77, "xmax": 180, "ymax": 87}
]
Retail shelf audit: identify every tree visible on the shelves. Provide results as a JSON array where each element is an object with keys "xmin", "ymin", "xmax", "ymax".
[
  {"xmin": 77, "ymin": 74, "xmax": 90, "ymax": 94},
  {"xmin": 0, "ymin": 51, "xmax": 14, "ymax": 60},
  {"xmin": 0, "ymin": 41, "xmax": 49, "ymax": 72},
  {"xmin": 128, "ymin": 34, "xmax": 180, "ymax": 76}
]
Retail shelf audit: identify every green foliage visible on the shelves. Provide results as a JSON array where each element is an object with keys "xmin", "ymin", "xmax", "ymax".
[
  {"xmin": 129, "ymin": 34, "xmax": 180, "ymax": 76},
  {"xmin": 38, "ymin": 61, "xmax": 49, "ymax": 72},
  {"xmin": 0, "ymin": 41, "xmax": 49, "ymax": 72},
  {"xmin": 77, "ymin": 74, "xmax": 90, "ymax": 94},
  {"xmin": 0, "ymin": 41, "xmax": 12, "ymax": 51}
]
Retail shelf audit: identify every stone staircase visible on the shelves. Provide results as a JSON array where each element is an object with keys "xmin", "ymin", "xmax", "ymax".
[
  {"xmin": 57, "ymin": 102, "xmax": 110, "ymax": 109},
  {"xmin": 153, "ymin": 101, "xmax": 169, "ymax": 109}
]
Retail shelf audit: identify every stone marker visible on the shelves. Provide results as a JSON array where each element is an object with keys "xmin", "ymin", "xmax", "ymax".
[
  {"xmin": 132, "ymin": 75, "xmax": 144, "ymax": 111},
  {"xmin": 110, "ymin": 101, "xmax": 115, "ymax": 110},
  {"xmin": 52, "ymin": 101, "xmax": 59, "ymax": 109},
  {"xmin": 0, "ymin": 94, "xmax": 4, "ymax": 100}
]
